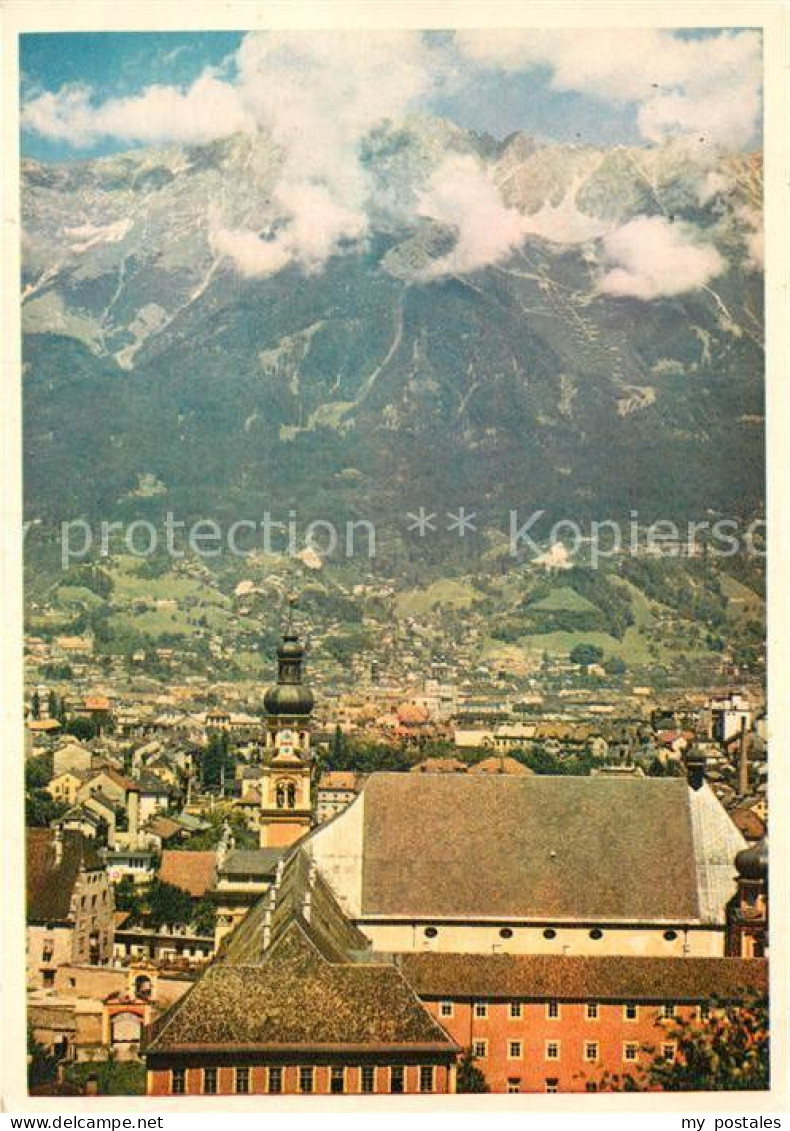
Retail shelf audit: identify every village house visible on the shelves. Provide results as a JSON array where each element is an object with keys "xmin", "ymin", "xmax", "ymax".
[
  {"xmin": 26, "ymin": 829, "xmax": 115, "ymax": 990},
  {"xmin": 315, "ymin": 771, "xmax": 365, "ymax": 824}
]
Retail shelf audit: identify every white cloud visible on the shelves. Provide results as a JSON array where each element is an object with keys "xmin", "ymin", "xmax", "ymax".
[
  {"xmin": 216, "ymin": 32, "xmax": 437, "ymax": 275},
  {"xmin": 597, "ymin": 215, "xmax": 726, "ymax": 300},
  {"xmin": 454, "ymin": 28, "xmax": 762, "ymax": 149},
  {"xmin": 21, "ymin": 73, "xmax": 253, "ymax": 148},
  {"xmin": 522, "ymin": 184, "xmax": 613, "ymax": 245},
  {"xmin": 415, "ymin": 155, "xmax": 526, "ymax": 277}
]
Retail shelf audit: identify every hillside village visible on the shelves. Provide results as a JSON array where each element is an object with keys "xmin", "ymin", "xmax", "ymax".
[{"xmin": 25, "ymin": 568, "xmax": 768, "ymax": 1094}]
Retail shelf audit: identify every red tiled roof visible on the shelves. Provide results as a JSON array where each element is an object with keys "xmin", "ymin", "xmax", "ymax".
[
  {"xmin": 159, "ymin": 850, "xmax": 217, "ymax": 898},
  {"xmin": 318, "ymin": 771, "xmax": 359, "ymax": 791},
  {"xmin": 84, "ymin": 695, "xmax": 111, "ymax": 712},
  {"xmin": 27, "ymin": 718, "xmax": 61, "ymax": 731}
]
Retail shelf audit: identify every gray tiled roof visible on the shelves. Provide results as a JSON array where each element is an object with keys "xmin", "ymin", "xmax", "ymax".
[{"xmin": 218, "ymin": 848, "xmax": 284, "ymax": 877}]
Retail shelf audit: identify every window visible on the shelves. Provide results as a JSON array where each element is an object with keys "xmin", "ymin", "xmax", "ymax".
[
  {"xmin": 42, "ymin": 970, "xmax": 55, "ymax": 988},
  {"xmin": 698, "ymin": 1003, "xmax": 711, "ymax": 1020},
  {"xmin": 172, "ymin": 1068, "xmax": 186, "ymax": 1095},
  {"xmin": 584, "ymin": 1042, "xmax": 599, "ymax": 1062},
  {"xmin": 509, "ymin": 1002, "xmax": 522, "ymax": 1019},
  {"xmin": 545, "ymin": 1041, "xmax": 560, "ymax": 1061},
  {"xmin": 662, "ymin": 1003, "xmax": 676, "ymax": 1019},
  {"xmin": 499, "ymin": 927, "xmax": 513, "ymax": 939},
  {"xmin": 624, "ymin": 1003, "xmax": 639, "ymax": 1021},
  {"xmin": 586, "ymin": 1002, "xmax": 599, "ymax": 1020},
  {"xmin": 585, "ymin": 1082, "xmax": 598, "ymax": 1093},
  {"xmin": 662, "ymin": 1042, "xmax": 677, "ymax": 1062},
  {"xmin": 663, "ymin": 930, "xmax": 678, "ymax": 942},
  {"xmin": 360, "ymin": 1065, "xmax": 375, "ymax": 1094},
  {"xmin": 440, "ymin": 1001, "xmax": 454, "ymax": 1018},
  {"xmin": 424, "ymin": 926, "xmax": 438, "ymax": 939},
  {"xmin": 390, "ymin": 1066, "xmax": 405, "ymax": 1094},
  {"xmin": 474, "ymin": 1001, "xmax": 488, "ymax": 1018},
  {"xmin": 546, "ymin": 1000, "xmax": 560, "ymax": 1019},
  {"xmin": 623, "ymin": 1043, "xmax": 639, "ymax": 1063},
  {"xmin": 420, "ymin": 1066, "xmax": 434, "ymax": 1093},
  {"xmin": 299, "ymin": 1066, "xmax": 314, "ymax": 1094},
  {"xmin": 507, "ymin": 1079, "xmax": 521, "ymax": 1094},
  {"xmin": 545, "ymin": 1078, "xmax": 559, "ymax": 1094},
  {"xmin": 473, "ymin": 1040, "xmax": 488, "ymax": 1059},
  {"xmin": 235, "ymin": 1068, "xmax": 249, "ymax": 1095},
  {"xmin": 508, "ymin": 1041, "xmax": 523, "ymax": 1060},
  {"xmin": 203, "ymin": 1067, "xmax": 217, "ymax": 1095},
  {"xmin": 268, "ymin": 1067, "xmax": 282, "ymax": 1095},
  {"xmin": 589, "ymin": 928, "xmax": 603, "ymax": 940},
  {"xmin": 543, "ymin": 928, "xmax": 557, "ymax": 940},
  {"xmin": 330, "ymin": 1066, "xmax": 345, "ymax": 1094}
]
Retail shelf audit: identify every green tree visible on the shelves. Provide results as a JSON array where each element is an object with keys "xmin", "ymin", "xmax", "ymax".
[
  {"xmin": 570, "ymin": 643, "xmax": 605, "ymax": 669},
  {"xmin": 201, "ymin": 730, "xmax": 233, "ymax": 790},
  {"xmin": 456, "ymin": 1051, "xmax": 490, "ymax": 1093},
  {"xmin": 27, "ymin": 1024, "xmax": 58, "ymax": 1090},
  {"xmin": 649, "ymin": 996, "xmax": 769, "ymax": 1092},
  {"xmin": 31, "ymin": 690, "xmax": 41, "ymax": 719},
  {"xmin": 64, "ymin": 716, "xmax": 98, "ymax": 742},
  {"xmin": 193, "ymin": 897, "xmax": 217, "ymax": 937},
  {"xmin": 146, "ymin": 879, "xmax": 194, "ymax": 930},
  {"xmin": 114, "ymin": 875, "xmax": 143, "ymax": 921}
]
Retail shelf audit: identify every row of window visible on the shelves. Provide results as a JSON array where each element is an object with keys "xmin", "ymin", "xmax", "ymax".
[
  {"xmin": 471, "ymin": 1039, "xmax": 677, "ymax": 1064},
  {"xmin": 423, "ymin": 927, "xmax": 680, "ymax": 942},
  {"xmin": 171, "ymin": 1065, "xmax": 436, "ymax": 1096},
  {"xmin": 440, "ymin": 1001, "xmax": 696, "ymax": 1021}
]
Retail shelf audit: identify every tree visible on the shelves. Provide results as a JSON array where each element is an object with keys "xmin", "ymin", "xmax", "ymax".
[
  {"xmin": 48, "ymin": 689, "xmax": 59, "ymax": 718},
  {"xmin": 648, "ymin": 996, "xmax": 769, "ymax": 1092},
  {"xmin": 456, "ymin": 1050, "xmax": 490, "ymax": 1093},
  {"xmin": 603, "ymin": 656, "xmax": 627, "ymax": 676},
  {"xmin": 27, "ymin": 1024, "xmax": 59, "ymax": 1090},
  {"xmin": 114, "ymin": 875, "xmax": 143, "ymax": 921},
  {"xmin": 146, "ymin": 879, "xmax": 194, "ymax": 930},
  {"xmin": 31, "ymin": 690, "xmax": 41, "ymax": 719},
  {"xmin": 193, "ymin": 897, "xmax": 217, "ymax": 937},
  {"xmin": 201, "ymin": 730, "xmax": 233, "ymax": 790},
  {"xmin": 64, "ymin": 716, "xmax": 98, "ymax": 742},
  {"xmin": 570, "ymin": 643, "xmax": 604, "ymax": 669}
]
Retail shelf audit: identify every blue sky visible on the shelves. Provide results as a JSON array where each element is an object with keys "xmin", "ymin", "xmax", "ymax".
[{"xmin": 20, "ymin": 29, "xmax": 761, "ymax": 162}]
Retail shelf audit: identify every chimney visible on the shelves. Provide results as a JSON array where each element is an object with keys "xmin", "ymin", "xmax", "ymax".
[
  {"xmin": 127, "ymin": 785, "xmax": 140, "ymax": 848},
  {"xmin": 737, "ymin": 716, "xmax": 750, "ymax": 797}
]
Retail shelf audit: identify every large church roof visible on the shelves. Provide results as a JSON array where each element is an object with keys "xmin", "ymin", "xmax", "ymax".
[{"xmin": 309, "ymin": 773, "xmax": 744, "ymax": 925}]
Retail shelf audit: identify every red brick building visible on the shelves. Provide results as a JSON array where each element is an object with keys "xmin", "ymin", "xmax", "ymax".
[{"xmin": 400, "ymin": 952, "xmax": 768, "ymax": 1093}]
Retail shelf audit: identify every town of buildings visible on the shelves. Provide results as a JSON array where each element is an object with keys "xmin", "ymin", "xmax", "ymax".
[{"xmin": 24, "ymin": 616, "xmax": 768, "ymax": 1096}]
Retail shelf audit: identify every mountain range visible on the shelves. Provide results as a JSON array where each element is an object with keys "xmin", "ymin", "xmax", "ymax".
[{"xmin": 21, "ymin": 118, "xmax": 764, "ymax": 539}]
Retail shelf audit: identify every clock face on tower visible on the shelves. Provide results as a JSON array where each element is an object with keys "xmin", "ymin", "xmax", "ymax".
[{"xmin": 279, "ymin": 729, "xmax": 294, "ymax": 744}]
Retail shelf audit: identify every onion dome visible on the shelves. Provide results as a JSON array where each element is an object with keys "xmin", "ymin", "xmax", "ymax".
[
  {"xmin": 264, "ymin": 630, "xmax": 314, "ymax": 717},
  {"xmin": 264, "ymin": 682, "xmax": 315, "ymax": 717},
  {"xmin": 735, "ymin": 838, "xmax": 768, "ymax": 881}
]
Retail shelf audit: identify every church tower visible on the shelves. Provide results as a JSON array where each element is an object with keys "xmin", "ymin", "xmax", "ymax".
[
  {"xmin": 725, "ymin": 838, "xmax": 768, "ymax": 957},
  {"xmin": 259, "ymin": 607, "xmax": 315, "ymax": 849}
]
